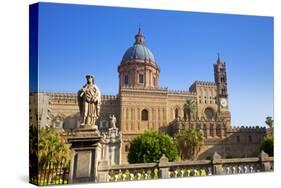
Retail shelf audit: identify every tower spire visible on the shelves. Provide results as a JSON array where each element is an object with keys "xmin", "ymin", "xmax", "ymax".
[{"xmin": 217, "ymin": 53, "xmax": 221, "ymax": 64}]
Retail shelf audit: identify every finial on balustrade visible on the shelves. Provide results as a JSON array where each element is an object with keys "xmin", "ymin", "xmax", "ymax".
[
  {"xmin": 159, "ymin": 154, "xmax": 169, "ymax": 163},
  {"xmin": 98, "ymin": 160, "xmax": 109, "ymax": 170},
  {"xmin": 259, "ymin": 150, "xmax": 269, "ymax": 161},
  {"xmin": 212, "ymin": 152, "xmax": 222, "ymax": 161}
]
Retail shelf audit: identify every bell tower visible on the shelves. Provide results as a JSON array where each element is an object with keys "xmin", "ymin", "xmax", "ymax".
[{"xmin": 214, "ymin": 54, "xmax": 228, "ymax": 112}]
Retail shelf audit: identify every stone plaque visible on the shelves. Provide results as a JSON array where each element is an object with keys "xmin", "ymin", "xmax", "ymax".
[{"xmin": 76, "ymin": 151, "xmax": 92, "ymax": 178}]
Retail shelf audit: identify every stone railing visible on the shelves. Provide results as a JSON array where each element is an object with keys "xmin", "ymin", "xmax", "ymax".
[{"xmin": 96, "ymin": 151, "xmax": 273, "ymax": 183}]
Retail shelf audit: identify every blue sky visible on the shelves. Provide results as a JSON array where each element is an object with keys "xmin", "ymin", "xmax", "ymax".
[{"xmin": 36, "ymin": 2, "xmax": 273, "ymax": 127}]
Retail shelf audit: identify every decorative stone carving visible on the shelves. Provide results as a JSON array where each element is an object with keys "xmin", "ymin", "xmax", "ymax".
[
  {"xmin": 109, "ymin": 114, "xmax": 117, "ymax": 129},
  {"xmin": 52, "ymin": 114, "xmax": 65, "ymax": 129},
  {"xmin": 77, "ymin": 74, "xmax": 101, "ymax": 129}
]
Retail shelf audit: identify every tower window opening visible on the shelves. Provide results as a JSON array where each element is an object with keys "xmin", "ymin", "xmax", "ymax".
[
  {"xmin": 139, "ymin": 74, "xmax": 144, "ymax": 83},
  {"xmin": 141, "ymin": 109, "xmax": 148, "ymax": 121},
  {"xmin": 124, "ymin": 75, "xmax": 129, "ymax": 85}
]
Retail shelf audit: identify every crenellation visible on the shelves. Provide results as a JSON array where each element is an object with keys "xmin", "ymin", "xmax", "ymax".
[
  {"xmin": 189, "ymin": 80, "xmax": 217, "ymax": 89},
  {"xmin": 229, "ymin": 125, "xmax": 266, "ymax": 133},
  {"xmin": 168, "ymin": 89, "xmax": 196, "ymax": 95},
  {"xmin": 121, "ymin": 85, "xmax": 168, "ymax": 91},
  {"xmin": 102, "ymin": 95, "xmax": 119, "ymax": 101}
]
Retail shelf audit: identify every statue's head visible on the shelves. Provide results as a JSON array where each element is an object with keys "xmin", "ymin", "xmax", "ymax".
[{"xmin": 86, "ymin": 74, "xmax": 94, "ymax": 84}]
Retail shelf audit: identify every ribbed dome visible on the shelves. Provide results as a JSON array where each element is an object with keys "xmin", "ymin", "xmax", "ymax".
[
  {"xmin": 122, "ymin": 44, "xmax": 155, "ymax": 63},
  {"xmin": 121, "ymin": 28, "xmax": 157, "ymax": 65}
]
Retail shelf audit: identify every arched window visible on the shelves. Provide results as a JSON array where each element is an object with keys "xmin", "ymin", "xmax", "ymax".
[
  {"xmin": 183, "ymin": 110, "xmax": 187, "ymax": 120},
  {"xmin": 125, "ymin": 145, "xmax": 129, "ymax": 152},
  {"xmin": 124, "ymin": 75, "xmax": 128, "ymax": 85},
  {"xmin": 175, "ymin": 108, "xmax": 179, "ymax": 119},
  {"xmin": 204, "ymin": 107, "xmax": 214, "ymax": 120},
  {"xmin": 139, "ymin": 74, "xmax": 144, "ymax": 83},
  {"xmin": 141, "ymin": 109, "xmax": 148, "ymax": 121}
]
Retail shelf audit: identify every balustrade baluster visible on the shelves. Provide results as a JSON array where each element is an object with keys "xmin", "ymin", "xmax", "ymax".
[
  {"xmin": 114, "ymin": 174, "xmax": 118, "ymax": 182},
  {"xmin": 130, "ymin": 173, "xmax": 134, "ymax": 181},
  {"xmin": 232, "ymin": 166, "xmax": 236, "ymax": 174},
  {"xmin": 207, "ymin": 167, "xmax": 212, "ymax": 175},
  {"xmin": 181, "ymin": 169, "xmax": 185, "ymax": 177},
  {"xmin": 122, "ymin": 173, "xmax": 126, "ymax": 181}
]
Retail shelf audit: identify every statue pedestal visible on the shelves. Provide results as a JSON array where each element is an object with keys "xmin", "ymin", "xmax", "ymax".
[{"xmin": 66, "ymin": 127, "xmax": 104, "ymax": 184}]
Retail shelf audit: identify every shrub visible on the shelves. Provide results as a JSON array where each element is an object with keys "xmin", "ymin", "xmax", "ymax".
[{"xmin": 128, "ymin": 130, "xmax": 178, "ymax": 163}]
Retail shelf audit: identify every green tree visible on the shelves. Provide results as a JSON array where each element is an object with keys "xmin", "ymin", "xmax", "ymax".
[
  {"xmin": 29, "ymin": 124, "xmax": 39, "ymax": 184},
  {"xmin": 265, "ymin": 116, "xmax": 274, "ymax": 128},
  {"xmin": 175, "ymin": 128, "xmax": 204, "ymax": 160},
  {"xmin": 128, "ymin": 130, "xmax": 178, "ymax": 163},
  {"xmin": 38, "ymin": 128, "xmax": 71, "ymax": 169},
  {"xmin": 260, "ymin": 135, "xmax": 274, "ymax": 156},
  {"xmin": 183, "ymin": 100, "xmax": 197, "ymax": 126}
]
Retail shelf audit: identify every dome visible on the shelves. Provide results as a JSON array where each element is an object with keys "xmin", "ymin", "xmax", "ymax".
[
  {"xmin": 121, "ymin": 28, "xmax": 157, "ymax": 65},
  {"xmin": 122, "ymin": 44, "xmax": 155, "ymax": 63},
  {"xmin": 118, "ymin": 28, "xmax": 160, "ymax": 89}
]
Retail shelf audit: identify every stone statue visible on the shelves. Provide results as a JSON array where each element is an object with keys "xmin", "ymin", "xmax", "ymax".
[
  {"xmin": 77, "ymin": 74, "xmax": 101, "ymax": 129},
  {"xmin": 109, "ymin": 114, "xmax": 116, "ymax": 129}
]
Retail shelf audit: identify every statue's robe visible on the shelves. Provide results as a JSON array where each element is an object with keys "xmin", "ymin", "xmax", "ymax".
[{"xmin": 78, "ymin": 83, "xmax": 101, "ymax": 126}]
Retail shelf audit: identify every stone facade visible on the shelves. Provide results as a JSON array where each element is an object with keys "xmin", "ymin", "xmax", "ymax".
[{"xmin": 30, "ymin": 29, "xmax": 266, "ymax": 165}]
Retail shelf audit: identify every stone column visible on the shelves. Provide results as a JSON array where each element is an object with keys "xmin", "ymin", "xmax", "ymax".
[
  {"xmin": 220, "ymin": 124, "xmax": 224, "ymax": 138},
  {"xmin": 132, "ymin": 108, "xmax": 136, "ymax": 131},
  {"xmin": 206, "ymin": 124, "xmax": 210, "ymax": 138},
  {"xmin": 150, "ymin": 70, "xmax": 153, "ymax": 87},
  {"xmin": 159, "ymin": 108, "xmax": 163, "ymax": 127},
  {"xmin": 158, "ymin": 154, "xmax": 169, "ymax": 179},
  {"xmin": 124, "ymin": 108, "xmax": 128, "ymax": 131},
  {"xmin": 155, "ymin": 108, "xmax": 158, "ymax": 129},
  {"xmin": 213, "ymin": 124, "xmax": 217, "ymax": 137},
  {"xmin": 128, "ymin": 108, "xmax": 131, "ymax": 131},
  {"xmin": 134, "ymin": 69, "xmax": 137, "ymax": 86},
  {"xmin": 130, "ymin": 108, "xmax": 134, "ymax": 131},
  {"xmin": 212, "ymin": 152, "xmax": 223, "ymax": 175}
]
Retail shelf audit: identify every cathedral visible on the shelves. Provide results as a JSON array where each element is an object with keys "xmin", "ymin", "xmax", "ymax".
[{"xmin": 30, "ymin": 28, "xmax": 266, "ymax": 164}]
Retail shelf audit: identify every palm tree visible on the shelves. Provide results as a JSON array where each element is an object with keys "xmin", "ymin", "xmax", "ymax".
[
  {"xmin": 38, "ymin": 128, "xmax": 71, "ymax": 185},
  {"xmin": 175, "ymin": 128, "xmax": 204, "ymax": 160},
  {"xmin": 183, "ymin": 99, "xmax": 197, "ymax": 127},
  {"xmin": 265, "ymin": 116, "xmax": 274, "ymax": 128},
  {"xmin": 29, "ymin": 124, "xmax": 39, "ymax": 184}
]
